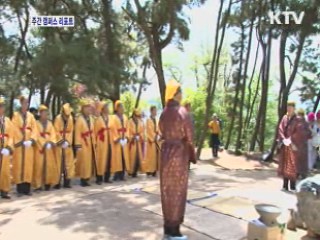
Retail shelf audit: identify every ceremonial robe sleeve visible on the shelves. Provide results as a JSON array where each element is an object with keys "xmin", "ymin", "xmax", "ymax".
[{"xmin": 5, "ymin": 118, "xmax": 14, "ymax": 153}]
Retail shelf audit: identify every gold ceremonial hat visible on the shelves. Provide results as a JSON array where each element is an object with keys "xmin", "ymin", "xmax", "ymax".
[
  {"xmin": 79, "ymin": 98, "xmax": 92, "ymax": 108},
  {"xmin": 98, "ymin": 100, "xmax": 110, "ymax": 113},
  {"xmin": 19, "ymin": 95, "xmax": 27, "ymax": 103},
  {"xmin": 165, "ymin": 79, "xmax": 181, "ymax": 103},
  {"xmin": 287, "ymin": 101, "xmax": 296, "ymax": 107},
  {"xmin": 133, "ymin": 108, "xmax": 142, "ymax": 116},
  {"xmin": 297, "ymin": 108, "xmax": 305, "ymax": 115},
  {"xmin": 62, "ymin": 103, "xmax": 72, "ymax": 116},
  {"xmin": 38, "ymin": 104, "xmax": 48, "ymax": 112},
  {"xmin": 114, "ymin": 100, "xmax": 122, "ymax": 110}
]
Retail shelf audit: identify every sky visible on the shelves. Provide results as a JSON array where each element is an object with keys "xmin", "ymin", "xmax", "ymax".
[
  {"xmin": 134, "ymin": 0, "xmax": 304, "ymax": 109},
  {"xmin": 1, "ymin": 0, "xmax": 317, "ymax": 110}
]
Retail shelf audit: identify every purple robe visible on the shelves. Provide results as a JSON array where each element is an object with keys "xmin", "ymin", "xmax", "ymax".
[{"xmin": 159, "ymin": 100, "xmax": 195, "ymax": 227}]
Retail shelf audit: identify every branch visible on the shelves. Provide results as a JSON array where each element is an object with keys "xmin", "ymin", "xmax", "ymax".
[
  {"xmin": 286, "ymin": 32, "xmax": 306, "ymax": 92},
  {"xmin": 159, "ymin": 7, "xmax": 175, "ymax": 49},
  {"xmin": 14, "ymin": 6, "xmax": 30, "ymax": 72}
]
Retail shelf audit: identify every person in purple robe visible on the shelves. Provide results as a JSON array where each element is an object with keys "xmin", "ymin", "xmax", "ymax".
[{"xmin": 159, "ymin": 80, "xmax": 196, "ymax": 240}]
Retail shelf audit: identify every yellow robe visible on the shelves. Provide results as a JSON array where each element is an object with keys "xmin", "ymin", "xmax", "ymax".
[
  {"xmin": 110, "ymin": 114, "xmax": 130, "ymax": 173},
  {"xmin": 0, "ymin": 117, "xmax": 14, "ymax": 192},
  {"xmin": 33, "ymin": 120, "xmax": 58, "ymax": 188},
  {"xmin": 12, "ymin": 111, "xmax": 38, "ymax": 184},
  {"xmin": 75, "ymin": 115, "xmax": 96, "ymax": 179},
  {"xmin": 54, "ymin": 114, "xmax": 75, "ymax": 181},
  {"xmin": 128, "ymin": 118, "xmax": 145, "ymax": 174},
  {"xmin": 94, "ymin": 115, "xmax": 112, "ymax": 176},
  {"xmin": 145, "ymin": 118, "xmax": 160, "ymax": 173}
]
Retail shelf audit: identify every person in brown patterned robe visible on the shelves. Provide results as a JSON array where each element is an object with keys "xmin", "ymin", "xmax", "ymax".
[
  {"xmin": 278, "ymin": 101, "xmax": 300, "ymax": 191},
  {"xmin": 159, "ymin": 79, "xmax": 196, "ymax": 240},
  {"xmin": 295, "ymin": 109, "xmax": 312, "ymax": 178}
]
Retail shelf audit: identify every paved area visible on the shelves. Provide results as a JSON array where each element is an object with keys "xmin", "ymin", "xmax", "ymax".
[{"xmin": 0, "ymin": 150, "xmax": 310, "ymax": 240}]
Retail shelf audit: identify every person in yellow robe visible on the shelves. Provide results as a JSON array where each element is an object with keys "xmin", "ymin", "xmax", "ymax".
[
  {"xmin": 12, "ymin": 96, "xmax": 38, "ymax": 196},
  {"xmin": 128, "ymin": 109, "xmax": 145, "ymax": 178},
  {"xmin": 33, "ymin": 105, "xmax": 58, "ymax": 191},
  {"xmin": 208, "ymin": 113, "xmax": 221, "ymax": 158},
  {"xmin": 0, "ymin": 98, "xmax": 14, "ymax": 199},
  {"xmin": 54, "ymin": 103, "xmax": 74, "ymax": 189},
  {"xmin": 94, "ymin": 101, "xmax": 113, "ymax": 184},
  {"xmin": 110, "ymin": 100, "xmax": 130, "ymax": 181},
  {"xmin": 145, "ymin": 106, "xmax": 161, "ymax": 177},
  {"xmin": 75, "ymin": 99, "xmax": 97, "ymax": 187}
]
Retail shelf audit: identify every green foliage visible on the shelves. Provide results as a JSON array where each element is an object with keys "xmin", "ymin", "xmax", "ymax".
[
  {"xmin": 121, "ymin": 91, "xmax": 136, "ymax": 117},
  {"xmin": 120, "ymin": 91, "xmax": 149, "ymax": 117}
]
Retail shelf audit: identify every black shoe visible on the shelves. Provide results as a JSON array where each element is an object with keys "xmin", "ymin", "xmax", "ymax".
[
  {"xmin": 80, "ymin": 179, "xmax": 91, "ymax": 187},
  {"xmin": 132, "ymin": 174, "xmax": 137, "ymax": 178},
  {"xmin": 96, "ymin": 176, "xmax": 103, "ymax": 185},
  {"xmin": 152, "ymin": 172, "xmax": 157, "ymax": 177},
  {"xmin": 170, "ymin": 225, "xmax": 183, "ymax": 237},
  {"xmin": 104, "ymin": 173, "xmax": 111, "ymax": 183},
  {"xmin": 1, "ymin": 192, "xmax": 11, "ymax": 199},
  {"xmin": 34, "ymin": 187, "xmax": 42, "ymax": 192},
  {"xmin": 53, "ymin": 184, "xmax": 61, "ymax": 189},
  {"xmin": 44, "ymin": 185, "xmax": 51, "ymax": 191},
  {"xmin": 63, "ymin": 179, "xmax": 72, "ymax": 188},
  {"xmin": 25, "ymin": 192, "xmax": 32, "ymax": 196}
]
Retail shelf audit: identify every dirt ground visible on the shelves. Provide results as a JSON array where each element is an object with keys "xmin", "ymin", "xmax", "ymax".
[{"xmin": 0, "ymin": 149, "xmax": 311, "ymax": 240}]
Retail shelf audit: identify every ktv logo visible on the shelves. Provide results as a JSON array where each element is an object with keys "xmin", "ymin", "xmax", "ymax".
[{"xmin": 268, "ymin": 11, "xmax": 305, "ymax": 25}]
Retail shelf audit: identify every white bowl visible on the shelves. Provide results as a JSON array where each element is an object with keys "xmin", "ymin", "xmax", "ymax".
[{"xmin": 255, "ymin": 204, "xmax": 281, "ymax": 226}]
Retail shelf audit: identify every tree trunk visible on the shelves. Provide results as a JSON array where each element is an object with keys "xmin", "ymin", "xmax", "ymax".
[
  {"xmin": 45, "ymin": 89, "xmax": 53, "ymax": 106},
  {"xmin": 9, "ymin": 93, "xmax": 15, "ymax": 118},
  {"xmin": 236, "ymin": 7, "xmax": 254, "ymax": 153},
  {"xmin": 40, "ymin": 85, "xmax": 45, "ymax": 104},
  {"xmin": 28, "ymin": 90, "xmax": 33, "ymax": 105},
  {"xmin": 51, "ymin": 95, "xmax": 56, "ymax": 119},
  {"xmin": 57, "ymin": 96, "xmax": 62, "ymax": 116},
  {"xmin": 313, "ymin": 89, "xmax": 320, "ymax": 112},
  {"xmin": 244, "ymin": 41, "xmax": 260, "ymax": 130},
  {"xmin": 249, "ymin": 39, "xmax": 267, "ymax": 152},
  {"xmin": 151, "ymin": 37, "xmax": 166, "ymax": 107},
  {"xmin": 135, "ymin": 63, "xmax": 148, "ymax": 108}
]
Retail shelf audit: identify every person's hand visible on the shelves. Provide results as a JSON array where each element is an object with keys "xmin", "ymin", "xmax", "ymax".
[
  {"xmin": 135, "ymin": 135, "xmax": 140, "ymax": 141},
  {"xmin": 157, "ymin": 135, "xmax": 161, "ymax": 141},
  {"xmin": 286, "ymin": 138, "xmax": 292, "ymax": 146},
  {"xmin": 283, "ymin": 138, "xmax": 291, "ymax": 146},
  {"xmin": 23, "ymin": 140, "xmax": 32, "ymax": 148},
  {"xmin": 1, "ymin": 148, "xmax": 10, "ymax": 156},
  {"xmin": 46, "ymin": 143, "xmax": 52, "ymax": 150},
  {"xmin": 62, "ymin": 141, "xmax": 69, "ymax": 149}
]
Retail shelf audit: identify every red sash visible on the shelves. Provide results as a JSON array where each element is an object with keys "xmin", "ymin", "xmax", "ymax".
[
  {"xmin": 20, "ymin": 127, "xmax": 32, "ymax": 132},
  {"xmin": 81, "ymin": 130, "xmax": 93, "ymax": 146},
  {"xmin": 0, "ymin": 134, "xmax": 8, "ymax": 139},
  {"xmin": 118, "ymin": 128, "xmax": 126, "ymax": 134},
  {"xmin": 59, "ymin": 130, "xmax": 70, "ymax": 135},
  {"xmin": 97, "ymin": 128, "xmax": 110, "ymax": 142},
  {"xmin": 40, "ymin": 132, "xmax": 50, "ymax": 138}
]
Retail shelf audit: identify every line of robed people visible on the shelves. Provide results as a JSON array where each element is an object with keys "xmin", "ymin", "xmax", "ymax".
[{"xmin": 0, "ymin": 96, "xmax": 161, "ymax": 199}]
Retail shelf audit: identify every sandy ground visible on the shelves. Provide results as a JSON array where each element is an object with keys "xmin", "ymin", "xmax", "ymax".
[{"xmin": 0, "ymin": 149, "xmax": 311, "ymax": 240}]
